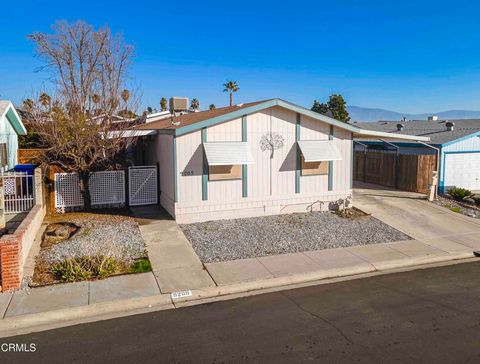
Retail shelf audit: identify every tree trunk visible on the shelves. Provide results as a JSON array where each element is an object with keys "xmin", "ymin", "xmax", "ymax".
[
  {"xmin": 79, "ymin": 171, "xmax": 92, "ymax": 211},
  {"xmin": 230, "ymin": 92, "xmax": 233, "ymax": 106}
]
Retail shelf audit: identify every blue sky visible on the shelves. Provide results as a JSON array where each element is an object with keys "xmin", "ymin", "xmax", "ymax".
[{"xmin": 2, "ymin": 0, "xmax": 480, "ymax": 113}]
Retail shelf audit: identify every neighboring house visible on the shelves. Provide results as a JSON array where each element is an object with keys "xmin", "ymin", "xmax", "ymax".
[
  {"xmin": 355, "ymin": 119, "xmax": 480, "ymax": 193},
  {"xmin": 136, "ymin": 99, "xmax": 426, "ymax": 223},
  {"xmin": 0, "ymin": 101, "xmax": 27, "ymax": 171}
]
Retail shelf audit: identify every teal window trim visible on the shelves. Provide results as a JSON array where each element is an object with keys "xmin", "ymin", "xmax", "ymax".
[
  {"xmin": 295, "ymin": 113, "xmax": 301, "ymax": 193},
  {"xmin": 328, "ymin": 125, "xmax": 334, "ymax": 191},
  {"xmin": 241, "ymin": 115, "xmax": 248, "ymax": 198},
  {"xmin": 201, "ymin": 128, "xmax": 208, "ymax": 201},
  {"xmin": 173, "ymin": 136, "xmax": 178, "ymax": 202}
]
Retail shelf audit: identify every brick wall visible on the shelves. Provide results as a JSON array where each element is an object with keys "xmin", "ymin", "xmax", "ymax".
[{"xmin": 0, "ymin": 167, "xmax": 46, "ymax": 292}]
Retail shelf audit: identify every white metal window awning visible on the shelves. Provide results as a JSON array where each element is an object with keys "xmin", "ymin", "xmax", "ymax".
[
  {"xmin": 203, "ymin": 142, "xmax": 255, "ymax": 166},
  {"xmin": 298, "ymin": 140, "xmax": 342, "ymax": 162}
]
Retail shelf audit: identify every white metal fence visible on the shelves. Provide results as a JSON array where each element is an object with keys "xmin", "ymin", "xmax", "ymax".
[
  {"xmin": 54, "ymin": 166, "xmax": 157, "ymax": 211},
  {"xmin": 128, "ymin": 166, "xmax": 158, "ymax": 206},
  {"xmin": 1, "ymin": 171, "xmax": 35, "ymax": 214}
]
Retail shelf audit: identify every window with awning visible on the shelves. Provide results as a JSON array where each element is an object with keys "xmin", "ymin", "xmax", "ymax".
[
  {"xmin": 298, "ymin": 140, "xmax": 342, "ymax": 176},
  {"xmin": 203, "ymin": 142, "xmax": 254, "ymax": 181}
]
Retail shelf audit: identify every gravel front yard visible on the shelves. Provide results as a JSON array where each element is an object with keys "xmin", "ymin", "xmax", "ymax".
[
  {"xmin": 181, "ymin": 211, "xmax": 411, "ymax": 263},
  {"xmin": 32, "ymin": 213, "xmax": 149, "ymax": 285}
]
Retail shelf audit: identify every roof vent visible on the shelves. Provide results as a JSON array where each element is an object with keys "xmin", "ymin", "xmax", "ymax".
[
  {"xmin": 446, "ymin": 121, "xmax": 455, "ymax": 131},
  {"xmin": 396, "ymin": 123, "xmax": 404, "ymax": 131},
  {"xmin": 428, "ymin": 115, "xmax": 439, "ymax": 121}
]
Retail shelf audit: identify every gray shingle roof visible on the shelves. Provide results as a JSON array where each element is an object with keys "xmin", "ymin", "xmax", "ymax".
[{"xmin": 354, "ymin": 119, "xmax": 480, "ymax": 145}]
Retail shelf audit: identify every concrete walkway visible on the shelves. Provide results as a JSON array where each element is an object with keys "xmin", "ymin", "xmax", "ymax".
[{"xmin": 132, "ymin": 205, "xmax": 215, "ymax": 293}]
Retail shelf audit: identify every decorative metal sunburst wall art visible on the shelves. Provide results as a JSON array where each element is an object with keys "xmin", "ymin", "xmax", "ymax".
[{"xmin": 260, "ymin": 132, "xmax": 285, "ymax": 158}]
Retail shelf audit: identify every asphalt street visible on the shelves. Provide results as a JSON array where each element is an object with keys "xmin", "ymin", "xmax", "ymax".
[{"xmin": 2, "ymin": 261, "xmax": 480, "ymax": 363}]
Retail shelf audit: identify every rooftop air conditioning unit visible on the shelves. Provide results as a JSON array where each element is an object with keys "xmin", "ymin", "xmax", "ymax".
[{"xmin": 169, "ymin": 97, "xmax": 189, "ymax": 112}]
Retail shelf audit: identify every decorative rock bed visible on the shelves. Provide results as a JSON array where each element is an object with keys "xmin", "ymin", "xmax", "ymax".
[
  {"xmin": 32, "ymin": 213, "xmax": 150, "ymax": 286},
  {"xmin": 181, "ymin": 210, "xmax": 411, "ymax": 263}
]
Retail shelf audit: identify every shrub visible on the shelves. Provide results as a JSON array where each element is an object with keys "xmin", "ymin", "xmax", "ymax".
[
  {"xmin": 128, "ymin": 258, "xmax": 152, "ymax": 273},
  {"xmin": 448, "ymin": 187, "xmax": 472, "ymax": 201},
  {"xmin": 51, "ymin": 256, "xmax": 120, "ymax": 282}
]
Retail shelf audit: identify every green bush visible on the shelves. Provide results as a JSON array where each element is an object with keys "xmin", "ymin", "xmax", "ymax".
[
  {"xmin": 128, "ymin": 258, "xmax": 152, "ymax": 273},
  {"xmin": 448, "ymin": 187, "xmax": 472, "ymax": 201},
  {"xmin": 449, "ymin": 206, "xmax": 461, "ymax": 213},
  {"xmin": 51, "ymin": 256, "xmax": 120, "ymax": 282}
]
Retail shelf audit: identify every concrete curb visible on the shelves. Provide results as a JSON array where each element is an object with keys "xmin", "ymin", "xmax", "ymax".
[
  {"xmin": 0, "ymin": 252, "xmax": 476, "ymax": 338},
  {"xmin": 0, "ymin": 294, "xmax": 174, "ymax": 338}
]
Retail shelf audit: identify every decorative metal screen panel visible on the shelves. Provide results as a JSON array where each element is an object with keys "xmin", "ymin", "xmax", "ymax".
[
  {"xmin": 54, "ymin": 173, "xmax": 84, "ymax": 208},
  {"xmin": 128, "ymin": 166, "xmax": 158, "ymax": 206},
  {"xmin": 1, "ymin": 171, "xmax": 35, "ymax": 214},
  {"xmin": 89, "ymin": 171, "xmax": 125, "ymax": 206}
]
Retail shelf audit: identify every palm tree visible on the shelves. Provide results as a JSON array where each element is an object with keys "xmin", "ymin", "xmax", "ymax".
[
  {"xmin": 39, "ymin": 93, "xmax": 51, "ymax": 109},
  {"xmin": 22, "ymin": 98, "xmax": 34, "ymax": 111},
  {"xmin": 191, "ymin": 98, "xmax": 200, "ymax": 111},
  {"xmin": 160, "ymin": 97, "xmax": 167, "ymax": 111},
  {"xmin": 121, "ymin": 89, "xmax": 130, "ymax": 103},
  {"xmin": 209, "ymin": 104, "xmax": 216, "ymax": 110},
  {"xmin": 223, "ymin": 80, "xmax": 239, "ymax": 106}
]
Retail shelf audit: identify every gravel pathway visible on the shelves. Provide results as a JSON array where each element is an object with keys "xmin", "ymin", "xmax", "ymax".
[
  {"xmin": 181, "ymin": 211, "xmax": 411, "ymax": 263},
  {"xmin": 40, "ymin": 214, "xmax": 147, "ymax": 265}
]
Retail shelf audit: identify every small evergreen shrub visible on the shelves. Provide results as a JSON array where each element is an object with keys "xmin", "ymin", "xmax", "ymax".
[
  {"xmin": 448, "ymin": 187, "xmax": 472, "ymax": 201},
  {"xmin": 128, "ymin": 258, "xmax": 152, "ymax": 273}
]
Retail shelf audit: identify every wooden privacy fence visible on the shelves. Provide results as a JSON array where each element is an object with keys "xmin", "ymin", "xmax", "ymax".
[
  {"xmin": 354, "ymin": 151, "xmax": 436, "ymax": 193},
  {"xmin": 17, "ymin": 149, "xmax": 45, "ymax": 164}
]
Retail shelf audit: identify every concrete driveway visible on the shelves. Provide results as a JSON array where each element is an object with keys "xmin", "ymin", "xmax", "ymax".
[{"xmin": 354, "ymin": 182, "xmax": 480, "ymax": 251}]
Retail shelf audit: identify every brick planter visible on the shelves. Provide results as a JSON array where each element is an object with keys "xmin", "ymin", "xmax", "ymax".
[{"xmin": 0, "ymin": 205, "xmax": 46, "ymax": 291}]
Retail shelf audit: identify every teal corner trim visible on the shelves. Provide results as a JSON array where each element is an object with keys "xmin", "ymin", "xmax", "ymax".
[
  {"xmin": 328, "ymin": 125, "xmax": 334, "ymax": 191},
  {"xmin": 5, "ymin": 107, "xmax": 27, "ymax": 135},
  {"xmin": 241, "ymin": 115, "xmax": 248, "ymax": 198},
  {"xmin": 295, "ymin": 113, "xmax": 301, "ymax": 193},
  {"xmin": 201, "ymin": 128, "xmax": 208, "ymax": 201},
  {"xmin": 173, "ymin": 136, "xmax": 178, "ymax": 202}
]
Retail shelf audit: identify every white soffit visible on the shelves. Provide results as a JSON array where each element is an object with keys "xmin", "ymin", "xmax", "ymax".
[
  {"xmin": 298, "ymin": 140, "xmax": 342, "ymax": 162},
  {"xmin": 203, "ymin": 142, "xmax": 255, "ymax": 166}
]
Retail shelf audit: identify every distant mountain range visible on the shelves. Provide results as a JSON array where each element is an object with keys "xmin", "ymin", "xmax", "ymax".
[{"xmin": 348, "ymin": 106, "xmax": 480, "ymax": 122}]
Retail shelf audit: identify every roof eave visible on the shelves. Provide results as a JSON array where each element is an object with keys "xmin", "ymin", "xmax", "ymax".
[
  {"xmin": 354, "ymin": 129, "xmax": 430, "ymax": 142},
  {"xmin": 4, "ymin": 103, "xmax": 27, "ymax": 135}
]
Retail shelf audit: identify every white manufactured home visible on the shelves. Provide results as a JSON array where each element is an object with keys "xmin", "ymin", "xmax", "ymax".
[{"xmin": 138, "ymin": 99, "xmax": 426, "ymax": 223}]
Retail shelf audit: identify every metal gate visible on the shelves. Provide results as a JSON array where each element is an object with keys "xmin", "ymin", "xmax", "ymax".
[
  {"xmin": 128, "ymin": 166, "xmax": 158, "ymax": 206},
  {"xmin": 1, "ymin": 171, "xmax": 35, "ymax": 214}
]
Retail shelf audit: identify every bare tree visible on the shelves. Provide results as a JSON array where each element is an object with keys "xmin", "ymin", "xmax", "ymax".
[{"xmin": 27, "ymin": 21, "xmax": 139, "ymax": 210}]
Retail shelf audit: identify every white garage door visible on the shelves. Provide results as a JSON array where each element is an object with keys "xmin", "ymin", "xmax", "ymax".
[{"xmin": 444, "ymin": 152, "xmax": 480, "ymax": 191}]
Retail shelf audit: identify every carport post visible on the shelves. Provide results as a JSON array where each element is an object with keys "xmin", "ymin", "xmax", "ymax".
[{"xmin": 416, "ymin": 141, "xmax": 440, "ymax": 199}]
